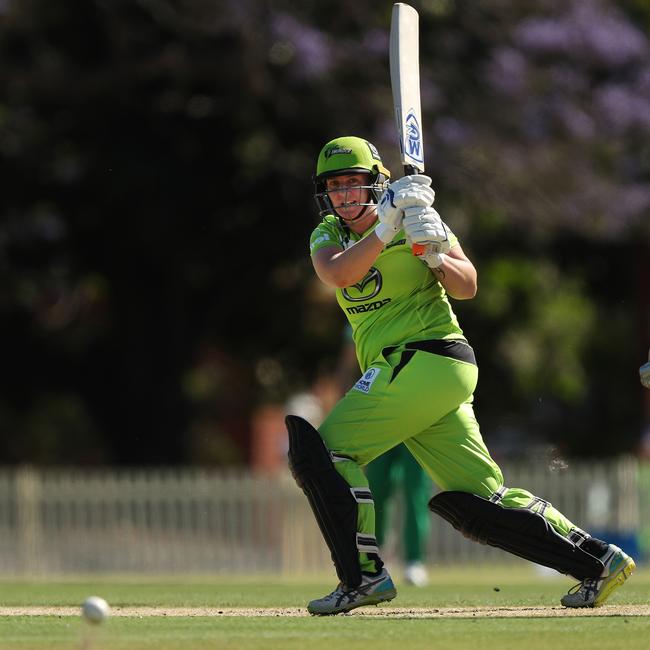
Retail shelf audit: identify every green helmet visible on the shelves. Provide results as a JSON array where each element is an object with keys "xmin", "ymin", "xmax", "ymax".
[{"xmin": 314, "ymin": 136, "xmax": 390, "ymax": 219}]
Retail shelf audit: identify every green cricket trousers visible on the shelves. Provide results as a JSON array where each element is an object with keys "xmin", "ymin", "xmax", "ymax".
[{"xmin": 318, "ymin": 340, "xmax": 580, "ymax": 574}]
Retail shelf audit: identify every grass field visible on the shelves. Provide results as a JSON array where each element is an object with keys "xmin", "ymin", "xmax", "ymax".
[{"xmin": 0, "ymin": 565, "xmax": 648, "ymax": 649}]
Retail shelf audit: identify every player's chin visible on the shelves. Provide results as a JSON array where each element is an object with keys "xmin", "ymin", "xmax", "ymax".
[{"xmin": 337, "ymin": 206, "xmax": 364, "ymax": 222}]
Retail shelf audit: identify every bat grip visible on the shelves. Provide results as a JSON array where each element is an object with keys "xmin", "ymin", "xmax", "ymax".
[{"xmin": 403, "ymin": 165, "xmax": 426, "ymax": 256}]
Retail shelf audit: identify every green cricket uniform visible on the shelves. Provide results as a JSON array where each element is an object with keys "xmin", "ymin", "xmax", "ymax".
[{"xmin": 310, "ymin": 216, "xmax": 580, "ymax": 573}]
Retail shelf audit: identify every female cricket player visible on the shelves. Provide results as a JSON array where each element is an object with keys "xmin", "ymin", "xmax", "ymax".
[{"xmin": 286, "ymin": 135, "xmax": 635, "ymax": 615}]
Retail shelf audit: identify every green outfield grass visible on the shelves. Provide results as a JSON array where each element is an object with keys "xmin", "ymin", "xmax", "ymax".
[{"xmin": 0, "ymin": 565, "xmax": 647, "ymax": 650}]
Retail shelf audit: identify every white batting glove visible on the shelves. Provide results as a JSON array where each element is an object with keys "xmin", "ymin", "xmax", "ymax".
[
  {"xmin": 392, "ymin": 174, "xmax": 436, "ymax": 209},
  {"xmin": 404, "ymin": 206, "xmax": 453, "ymax": 268},
  {"xmin": 419, "ymin": 248, "xmax": 447, "ymax": 268},
  {"xmin": 403, "ymin": 206, "xmax": 451, "ymax": 252},
  {"xmin": 376, "ymin": 175, "xmax": 435, "ymax": 244},
  {"xmin": 641, "ymin": 350, "xmax": 650, "ymax": 388}
]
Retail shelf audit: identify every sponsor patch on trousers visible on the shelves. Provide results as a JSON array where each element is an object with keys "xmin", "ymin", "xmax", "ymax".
[{"xmin": 352, "ymin": 367, "xmax": 381, "ymax": 394}]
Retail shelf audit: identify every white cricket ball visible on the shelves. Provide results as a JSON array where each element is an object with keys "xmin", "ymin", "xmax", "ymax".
[{"xmin": 82, "ymin": 596, "xmax": 110, "ymax": 624}]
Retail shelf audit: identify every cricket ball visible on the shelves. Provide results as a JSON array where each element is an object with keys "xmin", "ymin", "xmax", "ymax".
[{"xmin": 82, "ymin": 596, "xmax": 110, "ymax": 624}]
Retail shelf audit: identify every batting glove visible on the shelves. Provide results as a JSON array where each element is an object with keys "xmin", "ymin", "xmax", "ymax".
[
  {"xmin": 404, "ymin": 206, "xmax": 453, "ymax": 269},
  {"xmin": 641, "ymin": 351, "xmax": 650, "ymax": 388},
  {"xmin": 392, "ymin": 174, "xmax": 436, "ymax": 209},
  {"xmin": 403, "ymin": 206, "xmax": 451, "ymax": 252},
  {"xmin": 376, "ymin": 175, "xmax": 435, "ymax": 244}
]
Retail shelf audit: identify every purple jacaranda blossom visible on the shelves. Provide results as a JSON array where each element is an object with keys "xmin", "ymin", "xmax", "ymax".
[
  {"xmin": 594, "ymin": 84, "xmax": 650, "ymax": 133},
  {"xmin": 360, "ymin": 28, "xmax": 389, "ymax": 57},
  {"xmin": 484, "ymin": 47, "xmax": 528, "ymax": 96},
  {"xmin": 520, "ymin": 101, "xmax": 550, "ymax": 140},
  {"xmin": 420, "ymin": 76, "xmax": 443, "ymax": 112},
  {"xmin": 515, "ymin": 15, "xmax": 570, "ymax": 54},
  {"xmin": 570, "ymin": 1, "xmax": 648, "ymax": 67},
  {"xmin": 434, "ymin": 117, "xmax": 471, "ymax": 146},
  {"xmin": 272, "ymin": 13, "xmax": 332, "ymax": 79},
  {"xmin": 555, "ymin": 102, "xmax": 595, "ymax": 139},
  {"xmin": 636, "ymin": 66, "xmax": 650, "ymax": 96},
  {"xmin": 515, "ymin": 0, "xmax": 648, "ymax": 68},
  {"xmin": 551, "ymin": 177, "xmax": 650, "ymax": 238},
  {"xmin": 615, "ymin": 184, "xmax": 650, "ymax": 222},
  {"xmin": 549, "ymin": 65, "xmax": 589, "ymax": 94}
]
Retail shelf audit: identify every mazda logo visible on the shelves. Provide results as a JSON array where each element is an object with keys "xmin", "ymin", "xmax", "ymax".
[{"xmin": 342, "ymin": 267, "xmax": 382, "ymax": 302}]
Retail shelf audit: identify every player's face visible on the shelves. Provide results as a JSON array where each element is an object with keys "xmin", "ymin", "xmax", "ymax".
[{"xmin": 326, "ymin": 173, "xmax": 373, "ymax": 223}]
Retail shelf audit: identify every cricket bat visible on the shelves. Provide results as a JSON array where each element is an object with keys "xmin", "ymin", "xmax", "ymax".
[{"xmin": 390, "ymin": 2, "xmax": 426, "ymax": 255}]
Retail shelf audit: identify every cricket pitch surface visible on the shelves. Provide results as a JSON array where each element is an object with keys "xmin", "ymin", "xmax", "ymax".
[{"xmin": 1, "ymin": 605, "xmax": 649, "ymax": 618}]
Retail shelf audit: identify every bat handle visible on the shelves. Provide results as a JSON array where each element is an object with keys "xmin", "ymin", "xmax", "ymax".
[{"xmin": 403, "ymin": 165, "xmax": 426, "ymax": 256}]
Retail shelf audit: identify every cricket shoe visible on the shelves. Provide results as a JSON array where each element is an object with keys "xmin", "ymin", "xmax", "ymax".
[
  {"xmin": 561, "ymin": 544, "xmax": 635, "ymax": 608},
  {"xmin": 307, "ymin": 569, "xmax": 397, "ymax": 615}
]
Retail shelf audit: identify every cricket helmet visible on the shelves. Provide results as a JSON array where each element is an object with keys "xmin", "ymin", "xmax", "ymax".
[{"xmin": 314, "ymin": 136, "xmax": 391, "ymax": 220}]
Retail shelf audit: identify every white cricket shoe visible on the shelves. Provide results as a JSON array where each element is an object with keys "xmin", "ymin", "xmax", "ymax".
[
  {"xmin": 404, "ymin": 561, "xmax": 429, "ymax": 587},
  {"xmin": 561, "ymin": 544, "xmax": 635, "ymax": 608},
  {"xmin": 307, "ymin": 569, "xmax": 397, "ymax": 615}
]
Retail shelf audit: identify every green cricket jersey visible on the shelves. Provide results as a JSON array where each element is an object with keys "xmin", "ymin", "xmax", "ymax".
[{"xmin": 310, "ymin": 215, "xmax": 465, "ymax": 372}]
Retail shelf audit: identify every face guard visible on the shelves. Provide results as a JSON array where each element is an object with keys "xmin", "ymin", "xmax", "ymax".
[
  {"xmin": 314, "ymin": 174, "xmax": 382, "ymax": 222},
  {"xmin": 313, "ymin": 136, "xmax": 390, "ymax": 221}
]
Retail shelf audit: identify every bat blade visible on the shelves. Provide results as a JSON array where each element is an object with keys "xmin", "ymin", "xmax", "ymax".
[
  {"xmin": 390, "ymin": 3, "xmax": 427, "ymax": 255},
  {"xmin": 390, "ymin": 3, "xmax": 424, "ymax": 175}
]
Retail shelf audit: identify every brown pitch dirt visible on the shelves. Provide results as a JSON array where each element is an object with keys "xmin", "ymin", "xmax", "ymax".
[{"xmin": 0, "ymin": 605, "xmax": 648, "ymax": 618}]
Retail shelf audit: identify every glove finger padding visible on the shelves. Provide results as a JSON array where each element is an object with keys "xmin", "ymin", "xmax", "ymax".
[
  {"xmin": 377, "ymin": 175, "xmax": 436, "ymax": 234},
  {"xmin": 393, "ymin": 184, "xmax": 436, "ymax": 209},
  {"xmin": 389, "ymin": 175, "xmax": 435, "ymax": 210},
  {"xmin": 389, "ymin": 174, "xmax": 433, "ymax": 192},
  {"xmin": 403, "ymin": 205, "xmax": 442, "ymax": 230},
  {"xmin": 403, "ymin": 207, "xmax": 451, "ymax": 251}
]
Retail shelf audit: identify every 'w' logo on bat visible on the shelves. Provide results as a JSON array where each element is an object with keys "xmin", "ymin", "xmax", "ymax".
[{"xmin": 405, "ymin": 110, "xmax": 423, "ymax": 163}]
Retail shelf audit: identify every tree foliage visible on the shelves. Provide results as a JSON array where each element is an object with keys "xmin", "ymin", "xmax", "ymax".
[{"xmin": 0, "ymin": 0, "xmax": 648, "ymax": 464}]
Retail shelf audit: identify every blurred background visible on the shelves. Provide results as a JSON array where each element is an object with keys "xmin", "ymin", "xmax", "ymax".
[{"xmin": 0, "ymin": 0, "xmax": 649, "ymax": 575}]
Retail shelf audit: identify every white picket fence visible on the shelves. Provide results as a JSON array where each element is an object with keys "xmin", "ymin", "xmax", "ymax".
[{"xmin": 0, "ymin": 457, "xmax": 642, "ymax": 575}]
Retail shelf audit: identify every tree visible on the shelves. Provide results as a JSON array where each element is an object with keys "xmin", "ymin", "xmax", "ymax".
[{"xmin": 0, "ymin": 0, "xmax": 647, "ymax": 464}]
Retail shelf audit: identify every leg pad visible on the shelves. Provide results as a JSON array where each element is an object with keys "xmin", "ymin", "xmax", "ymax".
[
  {"xmin": 286, "ymin": 415, "xmax": 363, "ymax": 587},
  {"xmin": 429, "ymin": 491, "xmax": 604, "ymax": 580}
]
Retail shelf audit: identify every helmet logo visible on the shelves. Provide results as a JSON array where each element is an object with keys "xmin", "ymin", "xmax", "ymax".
[
  {"xmin": 324, "ymin": 146, "xmax": 353, "ymax": 159},
  {"xmin": 342, "ymin": 267, "xmax": 382, "ymax": 302},
  {"xmin": 404, "ymin": 110, "xmax": 424, "ymax": 165},
  {"xmin": 366, "ymin": 141, "xmax": 381, "ymax": 160}
]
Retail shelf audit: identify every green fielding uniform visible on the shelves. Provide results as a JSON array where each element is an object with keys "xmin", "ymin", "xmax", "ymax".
[
  {"xmin": 311, "ymin": 217, "xmax": 580, "ymax": 574},
  {"xmin": 366, "ymin": 443, "xmax": 431, "ymax": 564}
]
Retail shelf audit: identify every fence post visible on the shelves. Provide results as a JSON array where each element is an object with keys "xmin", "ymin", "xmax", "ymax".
[
  {"xmin": 617, "ymin": 456, "xmax": 639, "ymax": 532},
  {"xmin": 15, "ymin": 466, "xmax": 44, "ymax": 574}
]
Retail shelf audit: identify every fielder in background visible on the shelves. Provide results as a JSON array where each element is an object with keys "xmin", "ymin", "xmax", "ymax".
[
  {"xmin": 366, "ymin": 444, "xmax": 431, "ymax": 586},
  {"xmin": 286, "ymin": 135, "xmax": 636, "ymax": 615}
]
